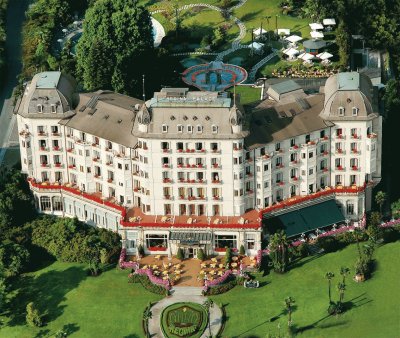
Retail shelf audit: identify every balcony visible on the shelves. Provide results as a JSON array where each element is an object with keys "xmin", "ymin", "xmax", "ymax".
[
  {"xmin": 19, "ymin": 130, "xmax": 31, "ymax": 138},
  {"xmin": 335, "ymin": 149, "xmax": 344, "ymax": 155},
  {"xmin": 105, "ymin": 147, "xmax": 112, "ymax": 152},
  {"xmin": 290, "ymin": 176, "xmax": 299, "ymax": 182},
  {"xmin": 212, "ymin": 180, "xmax": 222, "ymax": 184},
  {"xmin": 106, "ymin": 161, "xmax": 114, "ymax": 167},
  {"xmin": 163, "ymin": 178, "xmax": 172, "ymax": 183},
  {"xmin": 54, "ymin": 163, "xmax": 62, "ymax": 168},
  {"xmin": 276, "ymin": 181, "xmax": 285, "ymax": 186},
  {"xmin": 335, "ymin": 134, "xmax": 345, "ymax": 140},
  {"xmin": 94, "ymin": 174, "xmax": 102, "ymax": 179},
  {"xmin": 67, "ymin": 148, "xmax": 74, "ymax": 153},
  {"xmin": 367, "ymin": 133, "xmax": 377, "ymax": 139},
  {"xmin": 351, "ymin": 166, "xmax": 359, "ymax": 171},
  {"xmin": 289, "ymin": 160, "xmax": 299, "ymax": 166},
  {"xmin": 38, "ymin": 131, "xmax": 47, "ymax": 137},
  {"xmin": 39, "ymin": 147, "xmax": 48, "ymax": 152},
  {"xmin": 320, "ymin": 135, "xmax": 329, "ymax": 141},
  {"xmin": 351, "ymin": 149, "xmax": 360, "ymax": 155},
  {"xmin": 107, "ymin": 178, "xmax": 114, "ymax": 184},
  {"xmin": 212, "ymin": 163, "xmax": 221, "ymax": 169},
  {"xmin": 162, "ymin": 148, "xmax": 170, "ymax": 153},
  {"xmin": 322, "ymin": 167, "xmax": 329, "ymax": 173},
  {"xmin": 321, "ymin": 150, "xmax": 329, "ymax": 156},
  {"xmin": 276, "ymin": 164, "xmax": 284, "ymax": 169},
  {"xmin": 245, "ymin": 172, "xmax": 253, "ymax": 178},
  {"xmin": 351, "ymin": 134, "xmax": 360, "ymax": 140},
  {"xmin": 51, "ymin": 132, "xmax": 61, "ymax": 137},
  {"xmin": 233, "ymin": 147, "xmax": 243, "ymax": 151},
  {"xmin": 336, "ymin": 165, "xmax": 344, "ymax": 171},
  {"xmin": 211, "ymin": 149, "xmax": 221, "ymax": 154},
  {"xmin": 68, "ymin": 164, "xmax": 76, "ymax": 169},
  {"xmin": 92, "ymin": 143, "xmax": 100, "ymax": 148},
  {"xmin": 53, "ymin": 146, "xmax": 61, "ymax": 151},
  {"xmin": 213, "ymin": 196, "xmax": 221, "ymax": 201},
  {"xmin": 163, "ymin": 195, "xmax": 173, "ymax": 200},
  {"xmin": 41, "ymin": 162, "xmax": 49, "ymax": 168},
  {"xmin": 246, "ymin": 189, "xmax": 254, "ymax": 194},
  {"xmin": 246, "ymin": 157, "xmax": 253, "ymax": 163},
  {"xmin": 163, "ymin": 164, "xmax": 171, "ymax": 169},
  {"xmin": 93, "ymin": 157, "xmax": 101, "ymax": 163},
  {"xmin": 289, "ymin": 145, "xmax": 299, "ymax": 152},
  {"xmin": 196, "ymin": 149, "xmax": 206, "ymax": 153}
]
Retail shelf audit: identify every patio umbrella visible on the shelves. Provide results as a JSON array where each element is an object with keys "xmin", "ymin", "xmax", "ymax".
[
  {"xmin": 277, "ymin": 28, "xmax": 290, "ymax": 36},
  {"xmin": 62, "ymin": 28, "xmax": 68, "ymax": 33},
  {"xmin": 323, "ymin": 18, "xmax": 336, "ymax": 26},
  {"xmin": 317, "ymin": 52, "xmax": 333, "ymax": 60},
  {"xmin": 248, "ymin": 42, "xmax": 264, "ymax": 50},
  {"xmin": 298, "ymin": 52, "xmax": 314, "ymax": 61},
  {"xmin": 283, "ymin": 47, "xmax": 299, "ymax": 57},
  {"xmin": 310, "ymin": 31, "xmax": 324, "ymax": 39},
  {"xmin": 285, "ymin": 35, "xmax": 302, "ymax": 43},
  {"xmin": 309, "ymin": 23, "xmax": 324, "ymax": 31},
  {"xmin": 253, "ymin": 27, "xmax": 267, "ymax": 36}
]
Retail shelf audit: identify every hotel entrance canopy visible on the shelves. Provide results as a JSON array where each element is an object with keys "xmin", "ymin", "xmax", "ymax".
[{"xmin": 170, "ymin": 232, "xmax": 212, "ymax": 245}]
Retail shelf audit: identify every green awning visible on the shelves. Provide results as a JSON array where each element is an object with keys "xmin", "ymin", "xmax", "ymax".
[{"xmin": 264, "ymin": 200, "xmax": 345, "ymax": 238}]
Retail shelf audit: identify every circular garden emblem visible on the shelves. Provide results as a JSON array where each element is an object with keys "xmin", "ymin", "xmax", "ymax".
[{"xmin": 161, "ymin": 302, "xmax": 208, "ymax": 338}]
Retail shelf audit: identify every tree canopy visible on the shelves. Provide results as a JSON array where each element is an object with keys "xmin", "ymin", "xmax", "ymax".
[{"xmin": 76, "ymin": 0, "xmax": 154, "ymax": 96}]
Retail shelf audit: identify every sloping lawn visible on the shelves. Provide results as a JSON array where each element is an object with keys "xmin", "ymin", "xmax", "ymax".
[
  {"xmin": 211, "ymin": 241, "xmax": 400, "ymax": 338},
  {"xmin": 0, "ymin": 262, "xmax": 162, "ymax": 338}
]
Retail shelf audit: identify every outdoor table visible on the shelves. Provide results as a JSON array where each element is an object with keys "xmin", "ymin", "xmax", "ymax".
[
  {"xmin": 218, "ymin": 271, "xmax": 224, "ymax": 276},
  {"xmin": 210, "ymin": 263, "xmax": 216, "ymax": 268},
  {"xmin": 152, "ymin": 265, "xmax": 158, "ymax": 269},
  {"xmin": 200, "ymin": 263, "xmax": 207, "ymax": 268},
  {"xmin": 219, "ymin": 264, "xmax": 224, "ymax": 269},
  {"xmin": 211, "ymin": 258, "xmax": 217, "ymax": 263},
  {"xmin": 232, "ymin": 257, "xmax": 238, "ymax": 261},
  {"xmin": 162, "ymin": 270, "xmax": 168, "ymax": 275},
  {"xmin": 231, "ymin": 263, "xmax": 238, "ymax": 268}
]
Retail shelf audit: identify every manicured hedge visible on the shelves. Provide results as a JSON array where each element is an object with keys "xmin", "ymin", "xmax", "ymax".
[
  {"xmin": 129, "ymin": 273, "xmax": 169, "ymax": 295},
  {"xmin": 203, "ymin": 276, "xmax": 246, "ymax": 296},
  {"xmin": 0, "ymin": 0, "xmax": 8, "ymax": 82}
]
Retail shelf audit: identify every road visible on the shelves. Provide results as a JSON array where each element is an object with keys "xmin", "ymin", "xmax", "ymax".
[{"xmin": 0, "ymin": 0, "xmax": 30, "ymax": 166}]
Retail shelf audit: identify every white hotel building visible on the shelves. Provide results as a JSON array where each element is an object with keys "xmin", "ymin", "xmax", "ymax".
[{"xmin": 17, "ymin": 71, "xmax": 382, "ymax": 257}]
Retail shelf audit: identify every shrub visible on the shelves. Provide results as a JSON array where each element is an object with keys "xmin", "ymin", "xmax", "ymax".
[
  {"xmin": 203, "ymin": 276, "xmax": 244, "ymax": 295},
  {"xmin": 129, "ymin": 274, "xmax": 168, "ymax": 295},
  {"xmin": 197, "ymin": 248, "xmax": 205, "ymax": 261},
  {"xmin": 224, "ymin": 247, "xmax": 232, "ymax": 265},
  {"xmin": 0, "ymin": 0, "xmax": 8, "ymax": 85},
  {"xmin": 291, "ymin": 243, "xmax": 309, "ymax": 258},
  {"xmin": 26, "ymin": 302, "xmax": 43, "ymax": 327},
  {"xmin": 0, "ymin": 241, "xmax": 30, "ymax": 277},
  {"xmin": 316, "ymin": 236, "xmax": 345, "ymax": 253},
  {"xmin": 176, "ymin": 248, "xmax": 184, "ymax": 261},
  {"xmin": 239, "ymin": 245, "xmax": 245, "ymax": 256},
  {"xmin": 138, "ymin": 244, "xmax": 145, "ymax": 257}
]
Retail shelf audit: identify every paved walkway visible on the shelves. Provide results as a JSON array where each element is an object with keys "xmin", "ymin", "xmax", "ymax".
[{"xmin": 148, "ymin": 287, "xmax": 223, "ymax": 338}]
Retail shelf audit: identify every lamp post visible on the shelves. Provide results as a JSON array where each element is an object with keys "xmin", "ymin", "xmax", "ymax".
[{"xmin": 202, "ymin": 299, "xmax": 214, "ymax": 337}]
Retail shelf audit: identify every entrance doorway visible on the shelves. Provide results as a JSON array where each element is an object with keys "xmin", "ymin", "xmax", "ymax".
[{"xmin": 187, "ymin": 247, "xmax": 198, "ymax": 259}]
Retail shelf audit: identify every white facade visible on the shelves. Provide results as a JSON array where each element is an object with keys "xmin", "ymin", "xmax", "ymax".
[{"xmin": 17, "ymin": 71, "xmax": 382, "ymax": 255}]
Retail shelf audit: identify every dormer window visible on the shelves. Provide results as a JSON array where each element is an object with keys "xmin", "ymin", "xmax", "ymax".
[
  {"xmin": 177, "ymin": 125, "xmax": 183, "ymax": 133},
  {"xmin": 338, "ymin": 107, "xmax": 345, "ymax": 116},
  {"xmin": 162, "ymin": 124, "xmax": 168, "ymax": 133},
  {"xmin": 37, "ymin": 104, "xmax": 43, "ymax": 113},
  {"xmin": 352, "ymin": 107, "xmax": 358, "ymax": 116},
  {"xmin": 196, "ymin": 125, "xmax": 203, "ymax": 133},
  {"xmin": 51, "ymin": 104, "xmax": 56, "ymax": 113},
  {"xmin": 212, "ymin": 125, "xmax": 218, "ymax": 134},
  {"xmin": 187, "ymin": 125, "xmax": 193, "ymax": 133}
]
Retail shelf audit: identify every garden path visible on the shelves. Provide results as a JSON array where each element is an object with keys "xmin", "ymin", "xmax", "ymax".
[
  {"xmin": 247, "ymin": 49, "xmax": 279, "ymax": 81},
  {"xmin": 148, "ymin": 287, "xmax": 223, "ymax": 338}
]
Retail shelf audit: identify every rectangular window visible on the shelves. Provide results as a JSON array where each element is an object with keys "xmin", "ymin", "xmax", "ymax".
[
  {"xmin": 246, "ymin": 233, "xmax": 256, "ymax": 250},
  {"xmin": 162, "ymin": 125, "xmax": 168, "ymax": 133},
  {"xmin": 197, "ymin": 125, "xmax": 203, "ymax": 133},
  {"xmin": 212, "ymin": 125, "xmax": 218, "ymax": 134},
  {"xmin": 215, "ymin": 235, "xmax": 237, "ymax": 249},
  {"xmin": 352, "ymin": 107, "xmax": 358, "ymax": 116},
  {"xmin": 145, "ymin": 234, "xmax": 168, "ymax": 249},
  {"xmin": 187, "ymin": 125, "xmax": 193, "ymax": 133},
  {"xmin": 51, "ymin": 104, "xmax": 56, "ymax": 113},
  {"xmin": 177, "ymin": 125, "xmax": 183, "ymax": 133}
]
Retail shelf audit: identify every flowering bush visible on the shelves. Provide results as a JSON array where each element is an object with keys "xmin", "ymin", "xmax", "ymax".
[
  {"xmin": 119, "ymin": 248, "xmax": 139, "ymax": 269},
  {"xmin": 203, "ymin": 270, "xmax": 232, "ymax": 292},
  {"xmin": 135, "ymin": 268, "xmax": 171, "ymax": 290}
]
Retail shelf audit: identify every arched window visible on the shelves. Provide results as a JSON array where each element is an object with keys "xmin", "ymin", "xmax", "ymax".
[{"xmin": 40, "ymin": 196, "xmax": 51, "ymax": 211}]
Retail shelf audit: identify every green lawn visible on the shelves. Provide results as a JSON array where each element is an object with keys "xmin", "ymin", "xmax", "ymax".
[
  {"xmin": 228, "ymin": 85, "xmax": 261, "ymax": 105},
  {"xmin": 0, "ymin": 262, "xmax": 162, "ymax": 338},
  {"xmin": 210, "ymin": 242, "xmax": 400, "ymax": 338}
]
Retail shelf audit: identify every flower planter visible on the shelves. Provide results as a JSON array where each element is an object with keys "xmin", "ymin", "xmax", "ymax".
[{"xmin": 55, "ymin": 163, "xmax": 61, "ymax": 167}]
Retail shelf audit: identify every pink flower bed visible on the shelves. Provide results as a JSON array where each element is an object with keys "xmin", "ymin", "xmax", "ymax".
[
  {"xmin": 118, "ymin": 248, "xmax": 139, "ymax": 269},
  {"xmin": 203, "ymin": 270, "xmax": 232, "ymax": 292},
  {"xmin": 135, "ymin": 268, "xmax": 171, "ymax": 290}
]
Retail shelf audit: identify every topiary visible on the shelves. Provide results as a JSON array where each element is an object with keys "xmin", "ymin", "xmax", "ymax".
[
  {"xmin": 26, "ymin": 302, "xmax": 43, "ymax": 327},
  {"xmin": 197, "ymin": 248, "xmax": 205, "ymax": 261},
  {"xmin": 239, "ymin": 245, "xmax": 245, "ymax": 256},
  {"xmin": 176, "ymin": 248, "xmax": 184, "ymax": 261},
  {"xmin": 224, "ymin": 247, "xmax": 232, "ymax": 265}
]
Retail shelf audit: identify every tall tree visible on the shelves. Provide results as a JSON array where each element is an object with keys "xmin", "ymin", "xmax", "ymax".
[
  {"xmin": 284, "ymin": 296, "xmax": 295, "ymax": 327},
  {"xmin": 269, "ymin": 231, "xmax": 289, "ymax": 273},
  {"xmin": 325, "ymin": 272, "xmax": 335, "ymax": 304},
  {"xmin": 76, "ymin": 0, "xmax": 153, "ymax": 96},
  {"xmin": 375, "ymin": 191, "xmax": 387, "ymax": 215},
  {"xmin": 340, "ymin": 267, "xmax": 350, "ymax": 284}
]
